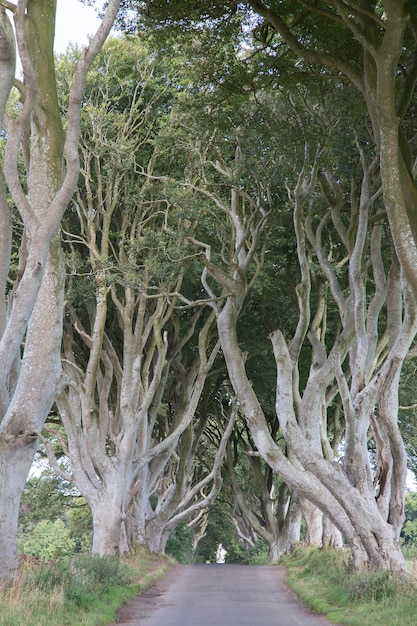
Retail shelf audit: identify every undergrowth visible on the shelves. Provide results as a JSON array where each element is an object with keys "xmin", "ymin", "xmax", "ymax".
[
  {"xmin": 280, "ymin": 547, "xmax": 417, "ymax": 626},
  {"xmin": 0, "ymin": 546, "xmax": 171, "ymax": 626}
]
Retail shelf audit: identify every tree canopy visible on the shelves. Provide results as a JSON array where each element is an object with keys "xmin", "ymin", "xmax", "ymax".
[{"xmin": 2, "ymin": 0, "xmax": 417, "ymax": 580}]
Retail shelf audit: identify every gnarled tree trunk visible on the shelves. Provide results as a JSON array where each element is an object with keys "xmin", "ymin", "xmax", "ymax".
[{"xmin": 0, "ymin": 0, "xmax": 120, "ymax": 580}]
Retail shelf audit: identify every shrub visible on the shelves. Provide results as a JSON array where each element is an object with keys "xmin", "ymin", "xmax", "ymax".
[
  {"xmin": 247, "ymin": 538, "xmax": 270, "ymax": 565},
  {"xmin": 165, "ymin": 524, "xmax": 194, "ymax": 563},
  {"xmin": 23, "ymin": 519, "xmax": 76, "ymax": 561}
]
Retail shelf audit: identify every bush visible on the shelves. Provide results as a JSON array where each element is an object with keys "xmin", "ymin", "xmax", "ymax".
[
  {"xmin": 401, "ymin": 542, "xmax": 417, "ymax": 561},
  {"xmin": 2, "ymin": 547, "xmax": 171, "ymax": 626},
  {"xmin": 282, "ymin": 547, "xmax": 417, "ymax": 626},
  {"xmin": 247, "ymin": 538, "xmax": 270, "ymax": 565},
  {"xmin": 23, "ymin": 519, "xmax": 76, "ymax": 561},
  {"xmin": 165, "ymin": 525, "xmax": 194, "ymax": 563},
  {"xmin": 301, "ymin": 547, "xmax": 350, "ymax": 583}
]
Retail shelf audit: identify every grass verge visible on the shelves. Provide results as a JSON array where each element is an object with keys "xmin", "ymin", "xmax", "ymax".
[
  {"xmin": 0, "ymin": 546, "xmax": 172, "ymax": 626},
  {"xmin": 280, "ymin": 547, "xmax": 417, "ymax": 626}
]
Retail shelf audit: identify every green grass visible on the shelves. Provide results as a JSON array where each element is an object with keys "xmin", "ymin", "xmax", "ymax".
[
  {"xmin": 280, "ymin": 547, "xmax": 417, "ymax": 626},
  {"xmin": 4, "ymin": 545, "xmax": 415, "ymax": 625},
  {"xmin": 0, "ymin": 546, "xmax": 172, "ymax": 626}
]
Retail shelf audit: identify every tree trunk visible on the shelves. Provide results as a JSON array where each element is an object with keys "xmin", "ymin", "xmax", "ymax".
[
  {"xmin": 322, "ymin": 516, "xmax": 343, "ymax": 549},
  {"xmin": 0, "ymin": 8, "xmax": 15, "ymax": 124},
  {"xmin": 0, "ymin": 237, "xmax": 64, "ymax": 573},
  {"xmin": 0, "ymin": 444, "xmax": 35, "ymax": 578},
  {"xmin": 145, "ymin": 525, "xmax": 170, "ymax": 555},
  {"xmin": 286, "ymin": 502, "xmax": 302, "ymax": 551},
  {"xmin": 300, "ymin": 498, "xmax": 323, "ymax": 547},
  {"xmin": 90, "ymin": 488, "xmax": 129, "ymax": 556},
  {"xmin": 0, "ymin": 0, "xmax": 120, "ymax": 580},
  {"xmin": 268, "ymin": 539, "xmax": 284, "ymax": 563},
  {"xmin": 0, "ymin": 0, "xmax": 66, "ymax": 571}
]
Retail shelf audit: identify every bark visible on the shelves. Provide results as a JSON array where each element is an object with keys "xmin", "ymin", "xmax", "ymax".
[
  {"xmin": 231, "ymin": 514, "xmax": 257, "ymax": 555},
  {"xmin": 0, "ymin": 7, "xmax": 14, "ymax": 123},
  {"xmin": 286, "ymin": 493, "xmax": 302, "ymax": 551},
  {"xmin": 300, "ymin": 498, "xmax": 322, "ymax": 547},
  {"xmin": 0, "ymin": 0, "xmax": 120, "ymax": 580},
  {"xmin": 0, "ymin": 0, "xmax": 65, "ymax": 580},
  {"xmin": 0, "ymin": 7, "xmax": 15, "ymax": 412},
  {"xmin": 90, "ymin": 485, "xmax": 130, "ymax": 556},
  {"xmin": 322, "ymin": 516, "xmax": 343, "ymax": 550}
]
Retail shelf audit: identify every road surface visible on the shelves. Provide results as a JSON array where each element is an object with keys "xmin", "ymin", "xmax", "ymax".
[{"xmin": 112, "ymin": 563, "xmax": 335, "ymax": 626}]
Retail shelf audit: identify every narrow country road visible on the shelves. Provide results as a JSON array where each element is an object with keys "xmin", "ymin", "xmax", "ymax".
[{"xmin": 112, "ymin": 563, "xmax": 336, "ymax": 626}]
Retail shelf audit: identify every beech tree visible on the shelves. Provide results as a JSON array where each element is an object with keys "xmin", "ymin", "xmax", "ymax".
[
  {"xmin": 192, "ymin": 116, "xmax": 412, "ymax": 571},
  {"xmin": 0, "ymin": 0, "xmax": 120, "ymax": 580},
  {"xmin": 41, "ymin": 38, "xmax": 234, "ymax": 556},
  {"xmin": 225, "ymin": 420, "xmax": 293, "ymax": 562},
  {"xmin": 128, "ymin": 0, "xmax": 417, "ymax": 571}
]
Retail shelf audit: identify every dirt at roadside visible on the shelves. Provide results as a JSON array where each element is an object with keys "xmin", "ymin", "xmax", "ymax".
[{"xmin": 108, "ymin": 563, "xmax": 179, "ymax": 625}]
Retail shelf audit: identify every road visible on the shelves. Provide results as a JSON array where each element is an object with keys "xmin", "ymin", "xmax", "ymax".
[{"xmin": 112, "ymin": 563, "xmax": 335, "ymax": 626}]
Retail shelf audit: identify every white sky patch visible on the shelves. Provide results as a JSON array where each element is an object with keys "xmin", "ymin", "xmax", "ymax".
[
  {"xmin": 407, "ymin": 470, "xmax": 417, "ymax": 492},
  {"xmin": 55, "ymin": 0, "xmax": 102, "ymax": 54},
  {"xmin": 9, "ymin": 1, "xmax": 112, "ymax": 76}
]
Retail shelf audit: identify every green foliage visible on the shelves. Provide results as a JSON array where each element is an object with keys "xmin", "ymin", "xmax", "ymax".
[
  {"xmin": 19, "ymin": 469, "xmax": 92, "ymax": 557},
  {"xmin": 22, "ymin": 520, "xmax": 76, "ymax": 561},
  {"xmin": 20, "ymin": 472, "xmax": 71, "ymax": 526},
  {"xmin": 348, "ymin": 568, "xmax": 413, "ymax": 603},
  {"xmin": 165, "ymin": 524, "xmax": 194, "ymax": 563},
  {"xmin": 35, "ymin": 5, "xmax": 417, "ymax": 597},
  {"xmin": 194, "ymin": 504, "xmax": 245, "ymax": 564},
  {"xmin": 399, "ymin": 361, "xmax": 417, "ymax": 480},
  {"xmin": 401, "ymin": 491, "xmax": 417, "ymax": 546},
  {"xmin": 64, "ymin": 554, "xmax": 130, "ymax": 609},
  {"xmin": 246, "ymin": 538, "xmax": 270, "ymax": 565},
  {"xmin": 67, "ymin": 502, "xmax": 93, "ymax": 553}
]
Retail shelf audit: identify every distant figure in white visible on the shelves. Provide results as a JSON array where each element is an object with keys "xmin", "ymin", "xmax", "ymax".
[{"xmin": 216, "ymin": 543, "xmax": 227, "ymax": 564}]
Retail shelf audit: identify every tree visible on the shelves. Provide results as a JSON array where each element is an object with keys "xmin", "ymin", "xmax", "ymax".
[
  {"xmin": 203, "ymin": 119, "xmax": 410, "ymax": 571},
  {"xmin": 171, "ymin": 83, "xmax": 408, "ymax": 569},
  {"xmin": 131, "ymin": 0, "xmax": 417, "ymax": 572},
  {"xmin": 0, "ymin": 0, "xmax": 120, "ymax": 580},
  {"xmin": 225, "ymin": 420, "xmax": 293, "ymax": 562},
  {"xmin": 41, "ymin": 37, "xmax": 234, "ymax": 556},
  {"xmin": 20, "ymin": 471, "xmax": 75, "ymax": 526},
  {"xmin": 18, "ymin": 467, "xmax": 92, "ymax": 554}
]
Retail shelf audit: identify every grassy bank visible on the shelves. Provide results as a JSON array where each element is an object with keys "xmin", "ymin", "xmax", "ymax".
[
  {"xmin": 3, "ymin": 545, "xmax": 416, "ymax": 625},
  {"xmin": 0, "ymin": 546, "xmax": 171, "ymax": 626},
  {"xmin": 281, "ymin": 547, "xmax": 417, "ymax": 626}
]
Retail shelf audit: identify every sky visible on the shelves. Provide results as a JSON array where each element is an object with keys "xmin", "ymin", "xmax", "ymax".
[
  {"xmin": 55, "ymin": 0, "xmax": 103, "ymax": 54},
  {"xmin": 10, "ymin": 0, "xmax": 109, "ymax": 75}
]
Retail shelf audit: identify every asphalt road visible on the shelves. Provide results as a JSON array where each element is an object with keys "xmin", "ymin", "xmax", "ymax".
[{"xmin": 113, "ymin": 563, "xmax": 335, "ymax": 626}]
